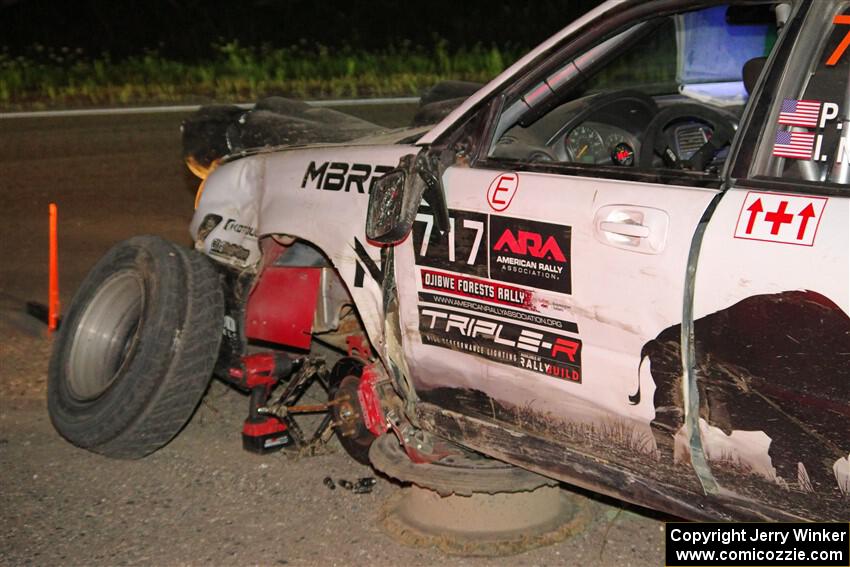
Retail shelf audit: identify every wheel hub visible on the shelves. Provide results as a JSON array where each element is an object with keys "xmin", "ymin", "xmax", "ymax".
[{"xmin": 66, "ymin": 270, "xmax": 144, "ymax": 401}]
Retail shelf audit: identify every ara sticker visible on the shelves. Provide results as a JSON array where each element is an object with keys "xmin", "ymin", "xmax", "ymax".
[
  {"xmin": 490, "ymin": 215, "xmax": 572, "ymax": 294},
  {"xmin": 733, "ymin": 191, "xmax": 828, "ymax": 246},
  {"xmin": 487, "ymin": 172, "xmax": 519, "ymax": 212}
]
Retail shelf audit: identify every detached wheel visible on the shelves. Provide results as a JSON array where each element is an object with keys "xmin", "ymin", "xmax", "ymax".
[
  {"xmin": 329, "ymin": 358, "xmax": 376, "ymax": 465},
  {"xmin": 48, "ymin": 236, "xmax": 224, "ymax": 458}
]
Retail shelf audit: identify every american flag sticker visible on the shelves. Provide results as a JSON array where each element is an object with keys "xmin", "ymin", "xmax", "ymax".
[
  {"xmin": 778, "ymin": 99, "xmax": 822, "ymax": 127},
  {"xmin": 773, "ymin": 130, "xmax": 815, "ymax": 159}
]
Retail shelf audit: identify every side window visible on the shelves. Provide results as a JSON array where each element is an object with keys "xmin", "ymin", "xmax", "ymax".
[
  {"xmin": 752, "ymin": 2, "xmax": 850, "ymax": 186},
  {"xmin": 484, "ymin": 4, "xmax": 781, "ymax": 183}
]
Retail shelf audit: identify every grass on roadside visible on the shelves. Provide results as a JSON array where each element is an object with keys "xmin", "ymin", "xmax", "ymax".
[{"xmin": 0, "ymin": 41, "xmax": 524, "ymax": 109}]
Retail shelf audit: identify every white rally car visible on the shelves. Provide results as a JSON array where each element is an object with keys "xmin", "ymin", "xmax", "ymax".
[{"xmin": 49, "ymin": 0, "xmax": 849, "ymax": 522}]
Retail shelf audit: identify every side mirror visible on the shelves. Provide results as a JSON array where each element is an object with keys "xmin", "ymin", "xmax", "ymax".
[
  {"xmin": 366, "ymin": 151, "xmax": 450, "ymax": 245},
  {"xmin": 365, "ymin": 154, "xmax": 420, "ymax": 244}
]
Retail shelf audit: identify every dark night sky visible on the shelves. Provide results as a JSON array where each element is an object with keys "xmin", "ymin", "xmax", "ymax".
[{"xmin": 1, "ymin": 0, "xmax": 605, "ymax": 58}]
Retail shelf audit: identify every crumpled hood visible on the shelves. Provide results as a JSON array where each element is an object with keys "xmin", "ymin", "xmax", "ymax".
[{"xmin": 217, "ymin": 124, "xmax": 430, "ymax": 166}]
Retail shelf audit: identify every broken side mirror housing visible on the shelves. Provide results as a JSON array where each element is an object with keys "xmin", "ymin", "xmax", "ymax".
[
  {"xmin": 366, "ymin": 150, "xmax": 450, "ymax": 245},
  {"xmin": 366, "ymin": 154, "xmax": 420, "ymax": 244}
]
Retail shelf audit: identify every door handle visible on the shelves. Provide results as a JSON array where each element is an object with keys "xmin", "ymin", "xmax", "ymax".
[
  {"xmin": 599, "ymin": 221, "xmax": 651, "ymax": 239},
  {"xmin": 594, "ymin": 205, "xmax": 669, "ymax": 254}
]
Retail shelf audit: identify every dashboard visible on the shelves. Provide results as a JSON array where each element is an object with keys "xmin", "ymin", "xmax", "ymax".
[
  {"xmin": 559, "ymin": 121, "xmax": 641, "ymax": 165},
  {"xmin": 490, "ymin": 89, "xmax": 739, "ymax": 171}
]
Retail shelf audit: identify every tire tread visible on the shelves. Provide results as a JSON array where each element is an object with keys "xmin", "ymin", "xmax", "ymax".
[
  {"xmin": 48, "ymin": 236, "xmax": 225, "ymax": 459},
  {"xmin": 96, "ymin": 243, "xmax": 224, "ymax": 458}
]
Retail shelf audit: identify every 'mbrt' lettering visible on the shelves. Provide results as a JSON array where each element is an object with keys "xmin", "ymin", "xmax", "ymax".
[{"xmin": 301, "ymin": 161, "xmax": 393, "ymax": 193}]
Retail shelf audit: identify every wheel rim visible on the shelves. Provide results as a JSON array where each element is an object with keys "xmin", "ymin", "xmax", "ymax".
[
  {"xmin": 333, "ymin": 375, "xmax": 371, "ymax": 446},
  {"xmin": 67, "ymin": 271, "xmax": 145, "ymax": 401}
]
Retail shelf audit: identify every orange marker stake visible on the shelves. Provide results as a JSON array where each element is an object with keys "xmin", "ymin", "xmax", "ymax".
[{"xmin": 48, "ymin": 203, "xmax": 60, "ymax": 333}]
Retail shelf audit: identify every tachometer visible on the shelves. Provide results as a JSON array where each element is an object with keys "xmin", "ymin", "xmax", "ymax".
[
  {"xmin": 565, "ymin": 125, "xmax": 605, "ymax": 164},
  {"xmin": 604, "ymin": 133, "xmax": 626, "ymax": 151}
]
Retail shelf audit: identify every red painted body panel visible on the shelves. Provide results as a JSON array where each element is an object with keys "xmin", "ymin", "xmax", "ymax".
[
  {"xmin": 245, "ymin": 267, "xmax": 321, "ymax": 349},
  {"xmin": 358, "ymin": 365, "xmax": 388, "ymax": 436}
]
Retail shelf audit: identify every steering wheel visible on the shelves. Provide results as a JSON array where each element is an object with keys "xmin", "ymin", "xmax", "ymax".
[
  {"xmin": 637, "ymin": 103, "xmax": 736, "ymax": 171},
  {"xmin": 490, "ymin": 136, "xmax": 558, "ymax": 163}
]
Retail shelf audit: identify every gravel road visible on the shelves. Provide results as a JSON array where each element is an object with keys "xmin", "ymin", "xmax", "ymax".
[{"xmin": 0, "ymin": 108, "xmax": 666, "ymax": 566}]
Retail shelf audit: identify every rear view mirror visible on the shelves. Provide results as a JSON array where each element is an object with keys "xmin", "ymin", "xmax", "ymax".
[{"xmin": 726, "ymin": 5, "xmax": 776, "ymax": 25}]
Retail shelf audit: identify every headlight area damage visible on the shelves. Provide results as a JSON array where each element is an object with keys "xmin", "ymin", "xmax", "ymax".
[
  {"xmin": 168, "ymin": 79, "xmax": 493, "ymax": 469},
  {"xmin": 183, "ymin": 144, "xmax": 491, "ymax": 473}
]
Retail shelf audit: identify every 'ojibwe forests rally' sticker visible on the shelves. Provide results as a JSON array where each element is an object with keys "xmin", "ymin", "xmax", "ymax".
[{"xmin": 421, "ymin": 269, "xmax": 533, "ymax": 310}]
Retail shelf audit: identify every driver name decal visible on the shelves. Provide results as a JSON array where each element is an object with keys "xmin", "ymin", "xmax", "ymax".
[{"xmin": 772, "ymin": 100, "xmax": 850, "ymax": 163}]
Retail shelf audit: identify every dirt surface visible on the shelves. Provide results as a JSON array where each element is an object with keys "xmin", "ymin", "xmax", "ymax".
[{"xmin": 0, "ymin": 108, "xmax": 666, "ymax": 566}]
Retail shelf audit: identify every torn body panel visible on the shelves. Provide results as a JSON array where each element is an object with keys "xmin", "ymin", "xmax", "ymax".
[
  {"xmin": 181, "ymin": 84, "xmax": 480, "ymax": 176},
  {"xmin": 181, "ymin": 97, "xmax": 385, "ymax": 174},
  {"xmin": 191, "ymin": 143, "xmax": 414, "ymax": 361},
  {"xmin": 414, "ymin": 399, "xmax": 811, "ymax": 522}
]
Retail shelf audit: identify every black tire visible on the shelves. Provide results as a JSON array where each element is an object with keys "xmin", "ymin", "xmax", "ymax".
[
  {"xmin": 328, "ymin": 358, "xmax": 377, "ymax": 465},
  {"xmin": 47, "ymin": 235, "xmax": 224, "ymax": 458}
]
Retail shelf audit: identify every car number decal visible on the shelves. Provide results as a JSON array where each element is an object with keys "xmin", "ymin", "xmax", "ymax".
[{"xmin": 413, "ymin": 208, "xmax": 572, "ymax": 294}]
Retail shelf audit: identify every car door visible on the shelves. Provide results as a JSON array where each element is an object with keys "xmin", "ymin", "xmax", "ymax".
[
  {"xmin": 393, "ymin": 1, "xmax": 791, "ymax": 496},
  {"xmin": 687, "ymin": 0, "xmax": 850, "ymax": 520}
]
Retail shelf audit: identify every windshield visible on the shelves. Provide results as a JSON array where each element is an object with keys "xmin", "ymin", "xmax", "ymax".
[{"xmin": 581, "ymin": 5, "xmax": 776, "ymax": 101}]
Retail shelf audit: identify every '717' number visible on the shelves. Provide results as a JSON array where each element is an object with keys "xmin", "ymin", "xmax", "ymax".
[{"xmin": 827, "ymin": 15, "xmax": 850, "ymax": 66}]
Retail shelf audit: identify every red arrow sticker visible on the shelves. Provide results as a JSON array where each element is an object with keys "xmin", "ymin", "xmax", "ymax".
[
  {"xmin": 744, "ymin": 198, "xmax": 763, "ymax": 234},
  {"xmin": 796, "ymin": 203, "xmax": 816, "ymax": 241},
  {"xmin": 734, "ymin": 191, "xmax": 828, "ymax": 246}
]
